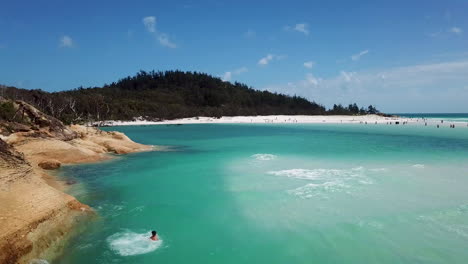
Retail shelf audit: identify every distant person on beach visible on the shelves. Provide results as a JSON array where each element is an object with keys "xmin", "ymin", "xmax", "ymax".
[{"xmin": 150, "ymin": 231, "xmax": 159, "ymax": 241}]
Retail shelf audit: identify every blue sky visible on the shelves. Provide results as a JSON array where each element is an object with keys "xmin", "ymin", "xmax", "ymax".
[{"xmin": 1, "ymin": 0, "xmax": 467, "ymax": 112}]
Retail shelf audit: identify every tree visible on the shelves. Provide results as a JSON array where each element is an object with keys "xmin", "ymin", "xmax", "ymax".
[
  {"xmin": 367, "ymin": 105, "xmax": 379, "ymax": 114},
  {"xmin": 0, "ymin": 71, "xmax": 382, "ymax": 122}
]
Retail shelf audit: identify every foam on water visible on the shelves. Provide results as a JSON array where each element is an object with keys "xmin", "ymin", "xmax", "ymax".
[
  {"xmin": 76, "ymin": 243, "xmax": 93, "ymax": 250},
  {"xmin": 357, "ymin": 220, "xmax": 385, "ymax": 230},
  {"xmin": 107, "ymin": 231, "xmax": 162, "ymax": 256},
  {"xmin": 129, "ymin": 205, "xmax": 145, "ymax": 212},
  {"xmin": 412, "ymin": 164, "xmax": 425, "ymax": 169},
  {"xmin": 251, "ymin": 153, "xmax": 277, "ymax": 161},
  {"xmin": 370, "ymin": 168, "xmax": 387, "ymax": 172},
  {"xmin": 29, "ymin": 260, "xmax": 50, "ymax": 264},
  {"xmin": 417, "ymin": 204, "xmax": 468, "ymax": 239},
  {"xmin": 268, "ymin": 167, "xmax": 365, "ymax": 180},
  {"xmin": 268, "ymin": 167, "xmax": 374, "ymax": 198}
]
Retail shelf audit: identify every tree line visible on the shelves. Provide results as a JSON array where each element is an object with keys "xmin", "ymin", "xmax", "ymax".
[{"xmin": 0, "ymin": 71, "xmax": 380, "ymax": 124}]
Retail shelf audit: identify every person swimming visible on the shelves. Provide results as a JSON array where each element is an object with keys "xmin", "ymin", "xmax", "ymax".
[{"xmin": 150, "ymin": 231, "xmax": 159, "ymax": 241}]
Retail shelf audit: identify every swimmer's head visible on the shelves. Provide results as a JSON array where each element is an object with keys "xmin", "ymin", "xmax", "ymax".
[{"xmin": 151, "ymin": 231, "xmax": 157, "ymax": 236}]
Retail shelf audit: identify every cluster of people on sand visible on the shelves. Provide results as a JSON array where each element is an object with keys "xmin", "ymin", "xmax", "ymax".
[{"xmin": 380, "ymin": 117, "xmax": 467, "ymax": 128}]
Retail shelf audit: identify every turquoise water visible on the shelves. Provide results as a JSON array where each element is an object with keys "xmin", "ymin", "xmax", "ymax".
[
  {"xmin": 395, "ymin": 113, "xmax": 468, "ymax": 123},
  {"xmin": 55, "ymin": 124, "xmax": 468, "ymax": 264}
]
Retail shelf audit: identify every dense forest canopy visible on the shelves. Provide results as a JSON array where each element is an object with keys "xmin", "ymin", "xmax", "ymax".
[{"xmin": 0, "ymin": 70, "xmax": 380, "ymax": 124}]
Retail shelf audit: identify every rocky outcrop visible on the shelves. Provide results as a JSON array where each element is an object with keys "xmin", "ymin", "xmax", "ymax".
[
  {"xmin": 0, "ymin": 136, "xmax": 92, "ymax": 264},
  {"xmin": 38, "ymin": 160, "xmax": 61, "ymax": 170},
  {"xmin": 0, "ymin": 98, "xmax": 77, "ymax": 140},
  {"xmin": 0, "ymin": 138, "xmax": 25, "ymax": 166},
  {"xmin": 7, "ymin": 125, "xmax": 153, "ymax": 168},
  {"xmin": 0, "ymin": 98, "xmax": 154, "ymax": 264}
]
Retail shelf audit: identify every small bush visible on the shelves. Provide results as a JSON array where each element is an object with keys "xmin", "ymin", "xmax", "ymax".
[{"xmin": 0, "ymin": 101, "xmax": 16, "ymax": 121}]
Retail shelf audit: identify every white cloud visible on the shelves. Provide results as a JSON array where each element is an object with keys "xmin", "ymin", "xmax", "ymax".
[
  {"xmin": 143, "ymin": 16, "xmax": 156, "ymax": 33},
  {"xmin": 222, "ymin": 72, "xmax": 232, "ymax": 82},
  {"xmin": 303, "ymin": 61, "xmax": 314, "ymax": 69},
  {"xmin": 304, "ymin": 73, "xmax": 319, "ymax": 86},
  {"xmin": 294, "ymin": 23, "xmax": 309, "ymax": 35},
  {"xmin": 142, "ymin": 16, "xmax": 177, "ymax": 48},
  {"xmin": 340, "ymin": 71, "xmax": 358, "ymax": 82},
  {"xmin": 258, "ymin": 54, "xmax": 275, "ymax": 65},
  {"xmin": 158, "ymin": 34, "xmax": 177, "ymax": 48},
  {"xmin": 351, "ymin": 50, "xmax": 369, "ymax": 61},
  {"xmin": 427, "ymin": 31, "xmax": 441, "ymax": 38},
  {"xmin": 222, "ymin": 67, "xmax": 248, "ymax": 81},
  {"xmin": 258, "ymin": 54, "xmax": 287, "ymax": 66},
  {"xmin": 262, "ymin": 60, "xmax": 468, "ymax": 112},
  {"xmin": 284, "ymin": 23, "xmax": 310, "ymax": 35},
  {"xmin": 449, "ymin": 27, "xmax": 463, "ymax": 35},
  {"xmin": 233, "ymin": 67, "xmax": 248, "ymax": 74},
  {"xmin": 429, "ymin": 27, "xmax": 463, "ymax": 38},
  {"xmin": 59, "ymin": 35, "xmax": 73, "ymax": 48}
]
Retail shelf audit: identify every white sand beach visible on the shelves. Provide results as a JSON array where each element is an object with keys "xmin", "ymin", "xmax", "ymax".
[{"xmin": 95, "ymin": 114, "xmax": 465, "ymax": 127}]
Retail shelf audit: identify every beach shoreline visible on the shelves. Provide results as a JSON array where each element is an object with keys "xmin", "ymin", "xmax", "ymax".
[{"xmin": 95, "ymin": 114, "xmax": 468, "ymax": 128}]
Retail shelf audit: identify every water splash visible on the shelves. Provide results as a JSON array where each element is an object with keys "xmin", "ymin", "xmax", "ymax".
[{"xmin": 107, "ymin": 231, "xmax": 162, "ymax": 256}]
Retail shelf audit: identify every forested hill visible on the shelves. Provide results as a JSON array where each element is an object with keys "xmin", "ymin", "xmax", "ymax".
[{"xmin": 0, "ymin": 70, "xmax": 379, "ymax": 124}]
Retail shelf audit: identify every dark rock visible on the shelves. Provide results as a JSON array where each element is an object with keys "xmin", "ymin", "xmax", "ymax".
[
  {"xmin": 38, "ymin": 160, "xmax": 61, "ymax": 170},
  {"xmin": 0, "ymin": 138, "xmax": 26, "ymax": 164},
  {"xmin": 65, "ymin": 179, "xmax": 77, "ymax": 185}
]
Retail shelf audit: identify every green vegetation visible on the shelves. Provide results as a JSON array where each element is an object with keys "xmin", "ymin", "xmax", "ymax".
[
  {"xmin": 0, "ymin": 71, "xmax": 379, "ymax": 124},
  {"xmin": 0, "ymin": 101, "xmax": 17, "ymax": 121},
  {"xmin": 329, "ymin": 103, "xmax": 379, "ymax": 115}
]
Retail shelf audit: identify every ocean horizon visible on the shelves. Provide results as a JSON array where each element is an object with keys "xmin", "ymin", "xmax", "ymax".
[
  {"xmin": 53, "ymin": 122, "xmax": 468, "ymax": 264},
  {"xmin": 393, "ymin": 113, "xmax": 468, "ymax": 123}
]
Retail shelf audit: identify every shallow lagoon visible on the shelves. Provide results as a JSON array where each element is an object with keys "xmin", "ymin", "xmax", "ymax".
[{"xmin": 55, "ymin": 124, "xmax": 468, "ymax": 264}]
